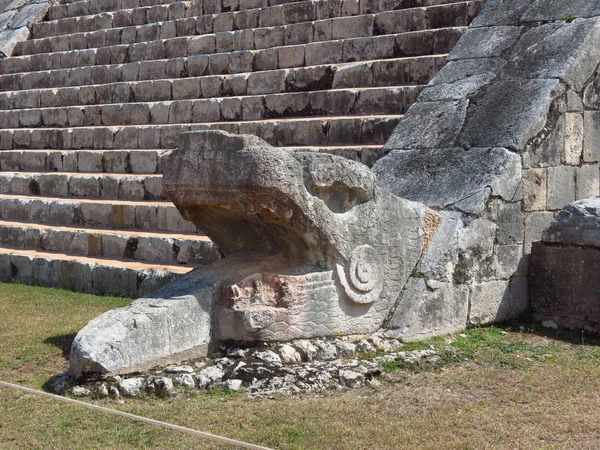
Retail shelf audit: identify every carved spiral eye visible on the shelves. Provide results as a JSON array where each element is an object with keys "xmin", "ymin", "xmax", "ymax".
[{"xmin": 337, "ymin": 245, "xmax": 384, "ymax": 304}]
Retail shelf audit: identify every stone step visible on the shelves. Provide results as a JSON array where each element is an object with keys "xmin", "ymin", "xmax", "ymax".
[
  {"xmin": 0, "ymin": 87, "xmax": 421, "ymax": 128},
  {"xmin": 0, "ymin": 194, "xmax": 198, "ymax": 232},
  {"xmin": 0, "ymin": 115, "xmax": 402, "ymax": 149},
  {"xmin": 0, "ymin": 171, "xmax": 164, "ymax": 201},
  {"xmin": 14, "ymin": 1, "xmax": 479, "ymax": 57},
  {"xmin": 0, "ymin": 149, "xmax": 170, "ymax": 174},
  {"xmin": 0, "ymin": 24, "xmax": 461, "ymax": 79},
  {"xmin": 0, "ymin": 246, "xmax": 193, "ymax": 297},
  {"xmin": 0, "ymin": 51, "xmax": 446, "ymax": 98},
  {"xmin": 45, "ymin": 0, "xmax": 194, "ymax": 32},
  {"xmin": 36, "ymin": 0, "xmax": 470, "ymax": 40},
  {"xmin": 49, "ymin": 0, "xmax": 306, "ymax": 22},
  {"xmin": 0, "ymin": 220, "xmax": 218, "ymax": 265},
  {"xmin": 0, "ymin": 145, "xmax": 383, "ymax": 173},
  {"xmin": 286, "ymin": 144, "xmax": 385, "ymax": 166}
]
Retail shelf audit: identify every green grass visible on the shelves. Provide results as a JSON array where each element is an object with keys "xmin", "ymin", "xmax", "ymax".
[{"xmin": 3, "ymin": 282, "xmax": 600, "ymax": 449}]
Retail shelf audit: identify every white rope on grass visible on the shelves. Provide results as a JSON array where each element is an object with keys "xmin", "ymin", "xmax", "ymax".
[{"xmin": 0, "ymin": 380, "xmax": 274, "ymax": 450}]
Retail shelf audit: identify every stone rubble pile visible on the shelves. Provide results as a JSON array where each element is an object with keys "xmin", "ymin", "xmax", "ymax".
[{"xmin": 55, "ymin": 335, "xmax": 441, "ymax": 399}]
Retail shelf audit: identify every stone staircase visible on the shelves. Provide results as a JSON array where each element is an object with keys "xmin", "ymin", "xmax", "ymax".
[{"xmin": 0, "ymin": 0, "xmax": 483, "ymax": 297}]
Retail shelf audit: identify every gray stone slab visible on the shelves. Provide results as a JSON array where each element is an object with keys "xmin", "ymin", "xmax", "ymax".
[
  {"xmin": 374, "ymin": 147, "xmax": 521, "ymax": 214},
  {"xmin": 470, "ymin": 0, "xmax": 536, "ymax": 27},
  {"xmin": 448, "ymin": 26, "xmax": 523, "ymax": 60},
  {"xmin": 459, "ymin": 79, "xmax": 562, "ymax": 151},
  {"xmin": 521, "ymin": 0, "xmax": 600, "ymax": 22},
  {"xmin": 384, "ymin": 101, "xmax": 467, "ymax": 151},
  {"xmin": 502, "ymin": 19, "xmax": 600, "ymax": 91}
]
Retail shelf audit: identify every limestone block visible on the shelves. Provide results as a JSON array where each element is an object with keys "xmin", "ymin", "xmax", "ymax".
[
  {"xmin": 208, "ymin": 53, "xmax": 230, "ymax": 75},
  {"xmin": 136, "ymin": 237, "xmax": 173, "ymax": 263},
  {"xmin": 38, "ymin": 173, "xmax": 69, "ymax": 197},
  {"xmin": 385, "ymin": 278, "xmax": 469, "ymax": 342},
  {"xmin": 130, "ymin": 151, "xmax": 158, "ymax": 174},
  {"xmin": 77, "ymin": 151, "xmax": 103, "ymax": 173},
  {"xmin": 10, "ymin": 254, "xmax": 33, "ymax": 285},
  {"xmin": 104, "ymin": 151, "xmax": 129, "ymax": 173},
  {"xmin": 524, "ymin": 211, "xmax": 555, "ymax": 254},
  {"xmin": 284, "ymin": 22, "xmax": 313, "ymax": 45},
  {"xmin": 496, "ymin": 202, "xmax": 524, "ymax": 245},
  {"xmin": 492, "ymin": 244, "xmax": 525, "ymax": 279},
  {"xmin": 81, "ymin": 202, "xmax": 112, "ymax": 228},
  {"xmin": 192, "ymin": 99, "xmax": 221, "ymax": 122},
  {"xmin": 576, "ymin": 164, "xmax": 600, "ymax": 200},
  {"xmin": 523, "ymin": 168, "xmax": 547, "ymax": 211},
  {"xmin": 583, "ymin": 111, "xmax": 600, "ymax": 163},
  {"xmin": 119, "ymin": 177, "xmax": 146, "ymax": 200},
  {"xmin": 564, "ymin": 113, "xmax": 583, "ymax": 165},
  {"xmin": 70, "ymin": 175, "xmax": 101, "ymax": 198},
  {"xmin": 215, "ymin": 31, "xmax": 234, "ymax": 52},
  {"xmin": 469, "ymin": 278, "xmax": 529, "ymax": 325},
  {"xmin": 547, "ymin": 165, "xmax": 575, "ymax": 210},
  {"xmin": 332, "ymin": 14, "xmax": 372, "ymax": 39},
  {"xmin": 278, "ymin": 45, "xmax": 304, "ymax": 69},
  {"xmin": 32, "ymin": 257, "xmax": 61, "ymax": 288},
  {"xmin": 247, "ymin": 70, "xmax": 286, "ymax": 95},
  {"xmin": 254, "ymin": 26, "xmax": 284, "ymax": 49},
  {"xmin": 92, "ymin": 265, "xmax": 139, "ymax": 298},
  {"xmin": 172, "ymin": 78, "xmax": 200, "ymax": 100},
  {"xmin": 21, "ymin": 151, "xmax": 46, "ymax": 171},
  {"xmin": 168, "ymin": 100, "xmax": 192, "ymax": 124},
  {"xmin": 100, "ymin": 234, "xmax": 128, "ymax": 259}
]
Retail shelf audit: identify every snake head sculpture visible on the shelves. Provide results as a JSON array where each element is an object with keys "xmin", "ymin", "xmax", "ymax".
[
  {"xmin": 70, "ymin": 130, "xmax": 438, "ymax": 376},
  {"xmin": 163, "ymin": 131, "xmax": 439, "ymax": 342}
]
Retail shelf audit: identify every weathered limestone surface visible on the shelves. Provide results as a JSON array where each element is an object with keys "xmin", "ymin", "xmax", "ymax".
[
  {"xmin": 71, "ymin": 130, "xmax": 437, "ymax": 375},
  {"xmin": 530, "ymin": 198, "xmax": 600, "ymax": 333},
  {"xmin": 375, "ymin": 0, "xmax": 600, "ymax": 337},
  {"xmin": 0, "ymin": 0, "xmax": 50, "ymax": 57}
]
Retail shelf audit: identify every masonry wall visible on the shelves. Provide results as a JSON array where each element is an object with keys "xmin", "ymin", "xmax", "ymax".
[{"xmin": 373, "ymin": 0, "xmax": 600, "ymax": 340}]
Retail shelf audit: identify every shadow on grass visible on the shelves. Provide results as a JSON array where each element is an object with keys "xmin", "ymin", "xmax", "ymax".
[
  {"xmin": 496, "ymin": 316, "xmax": 600, "ymax": 347},
  {"xmin": 43, "ymin": 333, "xmax": 77, "ymax": 357}
]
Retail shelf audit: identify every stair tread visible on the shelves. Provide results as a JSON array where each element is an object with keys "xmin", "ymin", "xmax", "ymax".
[{"xmin": 0, "ymin": 245, "xmax": 196, "ymax": 273}]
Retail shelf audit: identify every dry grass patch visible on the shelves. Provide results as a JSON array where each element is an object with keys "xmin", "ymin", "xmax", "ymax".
[{"xmin": 1, "ymin": 282, "xmax": 600, "ymax": 449}]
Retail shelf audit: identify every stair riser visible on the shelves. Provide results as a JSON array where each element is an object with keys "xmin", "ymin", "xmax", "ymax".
[
  {"xmin": 0, "ymin": 116, "xmax": 401, "ymax": 149},
  {"xmin": 0, "ymin": 87, "xmax": 422, "ymax": 128},
  {"xmin": 0, "ymin": 173, "xmax": 164, "ymax": 201},
  {"xmin": 0, "ymin": 225, "xmax": 218, "ymax": 264},
  {"xmin": 0, "ymin": 198, "xmax": 197, "ymax": 233},
  {"xmin": 0, "ymin": 150, "xmax": 168, "ymax": 174},
  {"xmin": 3, "ymin": 25, "xmax": 462, "ymax": 77},
  {"xmin": 15, "ymin": 2, "xmax": 479, "ymax": 58},
  {"xmin": 0, "ymin": 252, "xmax": 185, "ymax": 298}
]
